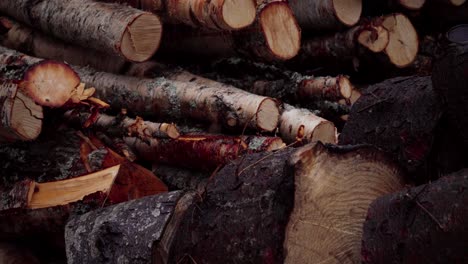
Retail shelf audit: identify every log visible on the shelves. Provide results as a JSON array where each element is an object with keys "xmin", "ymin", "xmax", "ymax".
[
  {"xmin": 0, "ymin": 80, "xmax": 43, "ymax": 142},
  {"xmin": 152, "ymin": 165, "xmax": 210, "ymax": 191},
  {"xmin": 0, "ymin": 0, "xmax": 162, "ymax": 62},
  {"xmin": 362, "ymin": 171, "xmax": 468, "ymax": 264},
  {"xmin": 75, "ymin": 66, "xmax": 281, "ymax": 132},
  {"xmin": 105, "ymin": 0, "xmax": 257, "ymax": 31},
  {"xmin": 289, "ymin": 0, "xmax": 362, "ymax": 30},
  {"xmin": 159, "ymin": 0, "xmax": 301, "ymax": 61},
  {"xmin": 0, "ymin": 46, "xmax": 80, "ymax": 107},
  {"xmin": 63, "ymin": 110, "xmax": 180, "ymax": 139},
  {"xmin": 124, "ymin": 134, "xmax": 285, "ymax": 170},
  {"xmin": 0, "ymin": 242, "xmax": 40, "ymax": 264},
  {"xmin": 283, "ymin": 143, "xmax": 405, "ymax": 264},
  {"xmin": 363, "ymin": 0, "xmax": 426, "ymax": 14},
  {"xmin": 433, "ymin": 0, "xmax": 466, "ymax": 6},
  {"xmin": 432, "ymin": 25, "xmax": 468, "ymax": 148},
  {"xmin": 65, "ymin": 191, "xmax": 191, "ymax": 264},
  {"xmin": 339, "ymin": 76, "xmax": 443, "ymax": 180},
  {"xmin": 279, "ymin": 104, "xmax": 337, "ymax": 144}
]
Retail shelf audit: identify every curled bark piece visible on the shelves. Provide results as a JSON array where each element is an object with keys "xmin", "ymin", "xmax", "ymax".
[
  {"xmin": 362, "ymin": 172, "xmax": 468, "ymax": 264},
  {"xmin": 289, "ymin": 0, "xmax": 362, "ymax": 30},
  {"xmin": 125, "ymin": 134, "xmax": 285, "ymax": 170},
  {"xmin": 0, "ymin": 47, "xmax": 80, "ymax": 107},
  {"xmin": 284, "ymin": 143, "xmax": 405, "ymax": 264},
  {"xmin": 0, "ymin": 80, "xmax": 43, "ymax": 142},
  {"xmin": 64, "ymin": 110, "xmax": 180, "ymax": 139},
  {"xmin": 279, "ymin": 104, "xmax": 337, "ymax": 144},
  {"xmin": 0, "ymin": 0, "xmax": 162, "ymax": 62}
]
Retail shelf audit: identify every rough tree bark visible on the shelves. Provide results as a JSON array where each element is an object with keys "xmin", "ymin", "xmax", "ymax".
[
  {"xmin": 124, "ymin": 134, "xmax": 285, "ymax": 170},
  {"xmin": 0, "ymin": 46, "xmax": 80, "ymax": 107},
  {"xmin": 0, "ymin": 0, "xmax": 162, "ymax": 62},
  {"xmin": 339, "ymin": 76, "xmax": 443, "ymax": 181},
  {"xmin": 0, "ymin": 80, "xmax": 43, "ymax": 142},
  {"xmin": 103, "ymin": 0, "xmax": 257, "ymax": 31},
  {"xmin": 289, "ymin": 0, "xmax": 362, "ymax": 30},
  {"xmin": 152, "ymin": 165, "xmax": 210, "ymax": 191},
  {"xmin": 362, "ymin": 171, "xmax": 468, "ymax": 264},
  {"xmin": 159, "ymin": 0, "xmax": 301, "ymax": 61}
]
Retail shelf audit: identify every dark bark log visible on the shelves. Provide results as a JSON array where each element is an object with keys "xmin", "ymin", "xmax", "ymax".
[
  {"xmin": 152, "ymin": 165, "xmax": 210, "ymax": 191},
  {"xmin": 65, "ymin": 191, "xmax": 188, "ymax": 264},
  {"xmin": 362, "ymin": 172, "xmax": 468, "ymax": 264},
  {"xmin": 339, "ymin": 76, "xmax": 443, "ymax": 181},
  {"xmin": 0, "ymin": 0, "xmax": 162, "ymax": 62}
]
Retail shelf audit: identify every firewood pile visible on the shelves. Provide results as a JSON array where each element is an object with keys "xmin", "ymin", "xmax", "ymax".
[{"xmin": 0, "ymin": 0, "xmax": 467, "ymax": 263}]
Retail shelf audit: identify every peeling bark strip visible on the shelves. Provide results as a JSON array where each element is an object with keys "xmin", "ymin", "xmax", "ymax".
[
  {"xmin": 0, "ymin": 80, "xmax": 42, "ymax": 142},
  {"xmin": 75, "ymin": 67, "xmax": 280, "ymax": 132},
  {"xmin": 0, "ymin": 46, "xmax": 80, "ymax": 107},
  {"xmin": 284, "ymin": 143, "xmax": 405, "ymax": 264},
  {"xmin": 124, "ymin": 134, "xmax": 285, "ymax": 170},
  {"xmin": 279, "ymin": 104, "xmax": 337, "ymax": 144},
  {"xmin": 289, "ymin": 0, "xmax": 362, "ymax": 30},
  {"xmin": 0, "ymin": 0, "xmax": 162, "ymax": 62},
  {"xmin": 64, "ymin": 110, "xmax": 180, "ymax": 139},
  {"xmin": 65, "ymin": 191, "xmax": 186, "ymax": 264},
  {"xmin": 362, "ymin": 172, "xmax": 468, "ymax": 264},
  {"xmin": 0, "ymin": 17, "xmax": 128, "ymax": 74}
]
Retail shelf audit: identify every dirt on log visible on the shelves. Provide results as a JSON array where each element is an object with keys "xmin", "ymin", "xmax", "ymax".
[{"xmin": 362, "ymin": 170, "xmax": 468, "ymax": 264}]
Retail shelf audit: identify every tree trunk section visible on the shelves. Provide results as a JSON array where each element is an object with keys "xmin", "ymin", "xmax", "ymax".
[
  {"xmin": 362, "ymin": 171, "xmax": 468, "ymax": 264},
  {"xmin": 0, "ymin": 0, "xmax": 162, "ymax": 62}
]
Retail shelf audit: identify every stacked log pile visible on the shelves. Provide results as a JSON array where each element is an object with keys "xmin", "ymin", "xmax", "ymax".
[{"xmin": 0, "ymin": 0, "xmax": 467, "ymax": 263}]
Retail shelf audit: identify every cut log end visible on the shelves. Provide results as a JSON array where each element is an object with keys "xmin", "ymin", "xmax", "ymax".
[
  {"xmin": 382, "ymin": 13, "xmax": 419, "ymax": 68},
  {"xmin": 22, "ymin": 61, "xmax": 80, "ymax": 107},
  {"xmin": 256, "ymin": 98, "xmax": 280, "ymax": 132},
  {"xmin": 11, "ymin": 91, "xmax": 43, "ymax": 141},
  {"xmin": 337, "ymin": 75, "xmax": 353, "ymax": 99},
  {"xmin": 448, "ymin": 0, "xmax": 466, "ymax": 6},
  {"xmin": 161, "ymin": 123, "xmax": 181, "ymax": 139},
  {"xmin": 357, "ymin": 26, "xmax": 389, "ymax": 53},
  {"xmin": 310, "ymin": 121, "xmax": 337, "ymax": 143},
  {"xmin": 447, "ymin": 24, "xmax": 468, "ymax": 44},
  {"xmin": 399, "ymin": 0, "xmax": 426, "ymax": 10},
  {"xmin": 260, "ymin": 2, "xmax": 301, "ymax": 60},
  {"xmin": 120, "ymin": 13, "xmax": 162, "ymax": 62},
  {"xmin": 333, "ymin": 0, "xmax": 362, "ymax": 27},
  {"xmin": 284, "ymin": 143, "xmax": 405, "ymax": 264},
  {"xmin": 222, "ymin": 0, "xmax": 256, "ymax": 30}
]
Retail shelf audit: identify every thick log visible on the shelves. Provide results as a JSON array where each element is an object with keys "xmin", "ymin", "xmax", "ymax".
[
  {"xmin": 124, "ymin": 134, "xmax": 285, "ymax": 170},
  {"xmin": 0, "ymin": 0, "xmax": 162, "ymax": 62},
  {"xmin": 152, "ymin": 165, "xmax": 210, "ymax": 191},
  {"xmin": 0, "ymin": 46, "xmax": 80, "ymax": 107},
  {"xmin": 0, "ymin": 80, "xmax": 42, "ymax": 142},
  {"xmin": 432, "ymin": 25, "xmax": 468, "ymax": 148},
  {"xmin": 159, "ymin": 0, "xmax": 301, "ymax": 61},
  {"xmin": 362, "ymin": 171, "xmax": 468, "ymax": 264},
  {"xmin": 64, "ymin": 110, "xmax": 180, "ymax": 139},
  {"xmin": 289, "ymin": 0, "xmax": 362, "ymax": 30},
  {"xmin": 65, "ymin": 191, "xmax": 190, "ymax": 264},
  {"xmin": 339, "ymin": 76, "xmax": 443, "ymax": 180},
  {"xmin": 104, "ymin": 0, "xmax": 257, "ymax": 31}
]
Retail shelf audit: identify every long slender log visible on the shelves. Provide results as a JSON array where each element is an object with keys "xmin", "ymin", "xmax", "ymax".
[
  {"xmin": 0, "ymin": 46, "xmax": 80, "ymax": 107},
  {"xmin": 362, "ymin": 172, "xmax": 468, "ymax": 264},
  {"xmin": 104, "ymin": 0, "xmax": 257, "ymax": 31},
  {"xmin": 124, "ymin": 134, "xmax": 285, "ymax": 170},
  {"xmin": 289, "ymin": 0, "xmax": 362, "ymax": 30},
  {"xmin": 0, "ymin": 0, "xmax": 162, "ymax": 62},
  {"xmin": 64, "ymin": 110, "xmax": 180, "ymax": 139},
  {"xmin": 0, "ymin": 80, "xmax": 42, "ymax": 142},
  {"xmin": 159, "ymin": 0, "xmax": 301, "ymax": 61},
  {"xmin": 339, "ymin": 76, "xmax": 443, "ymax": 181}
]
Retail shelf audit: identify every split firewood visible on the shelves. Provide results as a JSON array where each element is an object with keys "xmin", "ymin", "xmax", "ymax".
[
  {"xmin": 339, "ymin": 76, "xmax": 443, "ymax": 181},
  {"xmin": 124, "ymin": 134, "xmax": 285, "ymax": 170},
  {"xmin": 0, "ymin": 80, "xmax": 43, "ymax": 142},
  {"xmin": 0, "ymin": 46, "xmax": 81, "ymax": 107},
  {"xmin": 0, "ymin": 128, "xmax": 167, "ymax": 239},
  {"xmin": 64, "ymin": 110, "xmax": 180, "ymax": 139},
  {"xmin": 279, "ymin": 104, "xmax": 337, "ymax": 144},
  {"xmin": 362, "ymin": 171, "xmax": 468, "ymax": 264},
  {"xmin": 152, "ymin": 165, "xmax": 210, "ymax": 191},
  {"xmin": 0, "ymin": 17, "xmax": 128, "ymax": 74},
  {"xmin": 159, "ymin": 0, "xmax": 301, "ymax": 61},
  {"xmin": 289, "ymin": 0, "xmax": 362, "ymax": 30},
  {"xmin": 104, "ymin": 0, "xmax": 257, "ymax": 31},
  {"xmin": 0, "ymin": 0, "xmax": 162, "ymax": 62}
]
